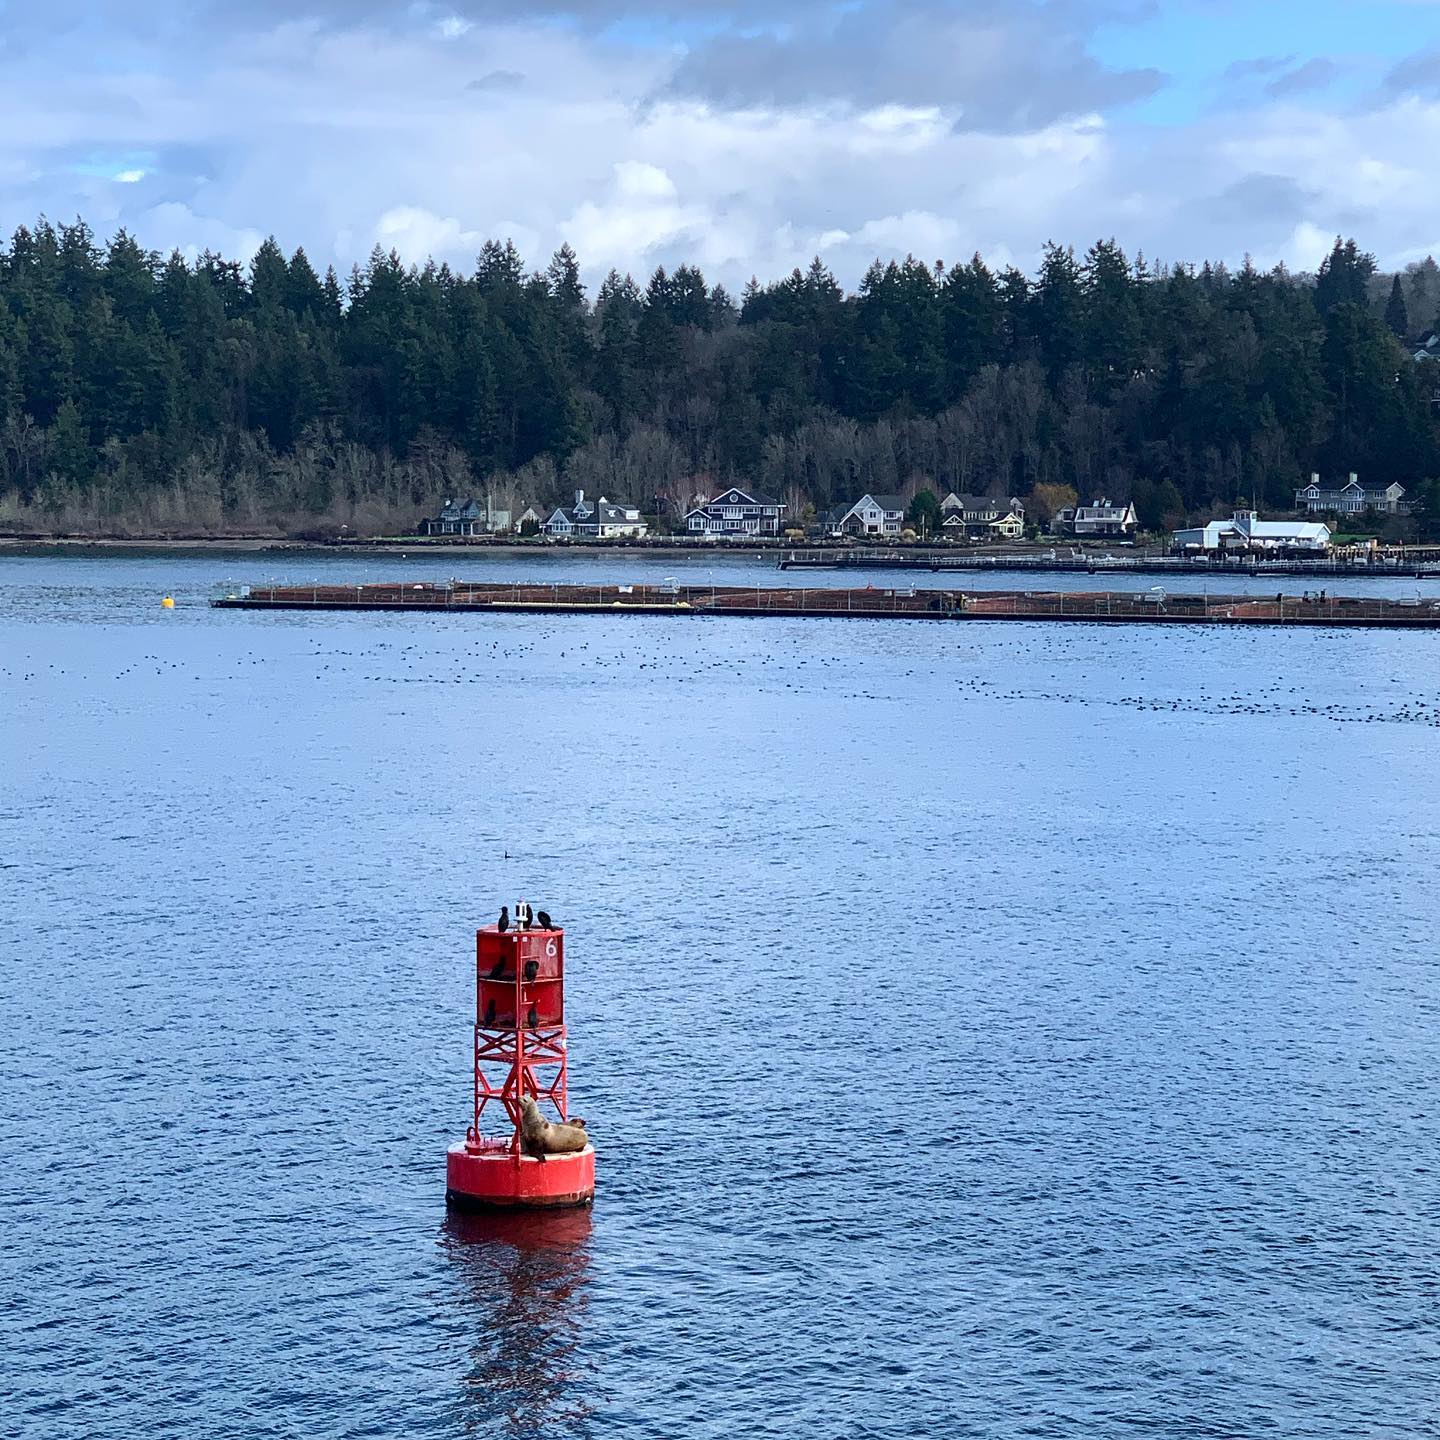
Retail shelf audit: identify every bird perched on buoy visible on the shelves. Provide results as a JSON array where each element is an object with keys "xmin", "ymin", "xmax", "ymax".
[
  {"xmin": 497, "ymin": 905, "xmax": 510, "ymax": 933},
  {"xmin": 526, "ymin": 1003, "xmax": 539, "ymax": 1029},
  {"xmin": 483, "ymin": 999, "xmax": 496, "ymax": 1026},
  {"xmin": 523, "ymin": 959, "xmax": 539, "ymax": 982},
  {"xmin": 537, "ymin": 909, "xmax": 553, "ymax": 930}
]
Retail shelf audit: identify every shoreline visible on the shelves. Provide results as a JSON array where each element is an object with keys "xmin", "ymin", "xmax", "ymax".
[
  {"xmin": 0, "ymin": 535, "xmax": 782, "ymax": 559},
  {"xmin": 3, "ymin": 535, "xmax": 1433, "ymax": 583}
]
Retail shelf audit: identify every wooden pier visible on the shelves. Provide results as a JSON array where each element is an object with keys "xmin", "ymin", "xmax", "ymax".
[{"xmin": 212, "ymin": 581, "xmax": 1440, "ymax": 628}]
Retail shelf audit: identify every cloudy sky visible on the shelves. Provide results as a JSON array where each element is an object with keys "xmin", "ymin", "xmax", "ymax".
[{"xmin": 1, "ymin": 0, "xmax": 1437, "ymax": 287}]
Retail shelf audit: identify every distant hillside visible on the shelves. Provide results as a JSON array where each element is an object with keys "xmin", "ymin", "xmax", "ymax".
[{"xmin": 0, "ymin": 220, "xmax": 1436, "ymax": 537}]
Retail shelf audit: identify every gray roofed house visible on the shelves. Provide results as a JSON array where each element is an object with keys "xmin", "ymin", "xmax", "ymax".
[
  {"xmin": 1056, "ymin": 498, "xmax": 1139, "ymax": 538},
  {"xmin": 419, "ymin": 497, "xmax": 511, "ymax": 537},
  {"xmin": 542, "ymin": 490, "xmax": 649, "ymax": 539},
  {"xmin": 939, "ymin": 493, "xmax": 1025, "ymax": 539},
  {"xmin": 1295, "ymin": 472, "xmax": 1408, "ymax": 516},
  {"xmin": 836, "ymin": 493, "xmax": 906, "ymax": 537},
  {"xmin": 685, "ymin": 486, "xmax": 787, "ymax": 537}
]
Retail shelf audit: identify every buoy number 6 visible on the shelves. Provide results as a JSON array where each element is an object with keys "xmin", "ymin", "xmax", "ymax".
[{"xmin": 546, "ymin": 940, "xmax": 558, "ymax": 958}]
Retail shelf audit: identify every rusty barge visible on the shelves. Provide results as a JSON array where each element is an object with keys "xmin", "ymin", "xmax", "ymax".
[{"xmin": 210, "ymin": 581, "xmax": 1440, "ymax": 628}]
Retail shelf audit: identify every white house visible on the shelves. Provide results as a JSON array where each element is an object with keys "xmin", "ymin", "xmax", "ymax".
[
  {"xmin": 1295, "ymin": 472, "xmax": 1407, "ymax": 516},
  {"xmin": 836, "ymin": 494, "xmax": 906, "ymax": 537},
  {"xmin": 1173, "ymin": 510, "xmax": 1332, "ymax": 554},
  {"xmin": 939, "ymin": 493, "xmax": 1025, "ymax": 540},
  {"xmin": 684, "ymin": 487, "xmax": 787, "ymax": 536},
  {"xmin": 543, "ymin": 490, "xmax": 648, "ymax": 539},
  {"xmin": 1056, "ymin": 498, "xmax": 1139, "ymax": 537},
  {"xmin": 1412, "ymin": 332, "xmax": 1440, "ymax": 364}
]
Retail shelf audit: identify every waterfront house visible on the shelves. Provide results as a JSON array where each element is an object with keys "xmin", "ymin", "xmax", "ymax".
[
  {"xmin": 939, "ymin": 493, "xmax": 1026, "ymax": 540},
  {"xmin": 419, "ymin": 497, "xmax": 511, "ymax": 537},
  {"xmin": 1056, "ymin": 498, "xmax": 1139, "ymax": 538},
  {"xmin": 1295, "ymin": 472, "xmax": 1407, "ymax": 516},
  {"xmin": 513, "ymin": 503, "xmax": 545, "ymax": 534},
  {"xmin": 684, "ymin": 487, "xmax": 787, "ymax": 537},
  {"xmin": 836, "ymin": 494, "xmax": 906, "ymax": 537},
  {"xmin": 1172, "ymin": 510, "xmax": 1332, "ymax": 554},
  {"xmin": 543, "ymin": 490, "xmax": 649, "ymax": 539}
]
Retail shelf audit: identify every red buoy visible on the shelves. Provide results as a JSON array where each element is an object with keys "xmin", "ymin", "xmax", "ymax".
[{"xmin": 445, "ymin": 915, "xmax": 596, "ymax": 1210}]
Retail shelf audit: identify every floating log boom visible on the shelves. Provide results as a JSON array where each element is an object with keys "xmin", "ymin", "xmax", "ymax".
[{"xmin": 212, "ymin": 581, "xmax": 1440, "ymax": 628}]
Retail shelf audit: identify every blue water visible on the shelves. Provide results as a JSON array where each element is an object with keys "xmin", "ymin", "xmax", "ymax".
[{"xmin": 3, "ymin": 550, "xmax": 1439, "ymax": 1439}]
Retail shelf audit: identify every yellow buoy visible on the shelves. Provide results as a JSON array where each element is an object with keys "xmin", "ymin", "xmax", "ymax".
[{"xmin": 161, "ymin": 596, "xmax": 175, "ymax": 609}]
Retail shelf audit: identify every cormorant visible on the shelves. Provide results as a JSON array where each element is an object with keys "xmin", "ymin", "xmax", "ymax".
[
  {"xmin": 482, "ymin": 999, "xmax": 496, "ymax": 1026},
  {"xmin": 497, "ymin": 905, "xmax": 510, "ymax": 933},
  {"xmin": 488, "ymin": 956, "xmax": 509, "ymax": 979},
  {"xmin": 537, "ymin": 910, "xmax": 553, "ymax": 930},
  {"xmin": 527, "ymin": 1003, "xmax": 539, "ymax": 1028},
  {"xmin": 523, "ymin": 959, "xmax": 539, "ymax": 982}
]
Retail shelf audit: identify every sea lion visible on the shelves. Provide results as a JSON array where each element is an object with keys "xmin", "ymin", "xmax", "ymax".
[{"xmin": 519, "ymin": 1097, "xmax": 590, "ymax": 1162}]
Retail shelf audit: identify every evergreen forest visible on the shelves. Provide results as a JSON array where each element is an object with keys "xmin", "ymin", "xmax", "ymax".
[{"xmin": 1, "ymin": 218, "xmax": 1438, "ymax": 537}]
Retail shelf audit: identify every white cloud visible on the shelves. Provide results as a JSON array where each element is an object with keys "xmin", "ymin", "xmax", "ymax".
[
  {"xmin": 846, "ymin": 210, "xmax": 964, "ymax": 259},
  {"xmin": 0, "ymin": 9, "xmax": 1435, "ymax": 290},
  {"xmin": 613, "ymin": 162, "xmax": 679, "ymax": 201},
  {"xmin": 136, "ymin": 202, "xmax": 265, "ymax": 264},
  {"xmin": 1285, "ymin": 221, "xmax": 1335, "ymax": 272},
  {"xmin": 564, "ymin": 162, "xmax": 706, "ymax": 263},
  {"xmin": 375, "ymin": 205, "xmax": 482, "ymax": 262}
]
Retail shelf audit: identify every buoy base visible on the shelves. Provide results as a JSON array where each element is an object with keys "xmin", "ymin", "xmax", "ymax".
[{"xmin": 446, "ymin": 1140, "xmax": 596, "ymax": 1210}]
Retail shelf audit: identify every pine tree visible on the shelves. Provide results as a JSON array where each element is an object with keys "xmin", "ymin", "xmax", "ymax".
[
  {"xmin": 249, "ymin": 237, "xmax": 289, "ymax": 312},
  {"xmin": 476, "ymin": 239, "xmax": 524, "ymax": 293},
  {"xmin": 1314, "ymin": 237, "xmax": 1375, "ymax": 316},
  {"xmin": 47, "ymin": 397, "xmax": 92, "ymax": 485},
  {"xmin": 545, "ymin": 243, "xmax": 591, "ymax": 376},
  {"xmin": 941, "ymin": 255, "xmax": 1002, "ymax": 395},
  {"xmin": 1034, "ymin": 242, "xmax": 1084, "ymax": 381},
  {"xmin": 594, "ymin": 272, "xmax": 640, "ymax": 427},
  {"xmin": 285, "ymin": 248, "xmax": 327, "ymax": 320},
  {"xmin": 1082, "ymin": 238, "xmax": 1139, "ymax": 395},
  {"xmin": 1385, "ymin": 274, "xmax": 1410, "ymax": 339},
  {"xmin": 103, "ymin": 230, "xmax": 158, "ymax": 327}
]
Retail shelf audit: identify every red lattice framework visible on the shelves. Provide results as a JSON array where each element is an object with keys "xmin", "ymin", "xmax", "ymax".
[{"xmin": 467, "ymin": 925, "xmax": 571, "ymax": 1154}]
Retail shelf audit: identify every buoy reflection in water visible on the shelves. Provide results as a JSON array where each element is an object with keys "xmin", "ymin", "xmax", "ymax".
[{"xmin": 441, "ymin": 1209, "xmax": 596, "ymax": 1436}]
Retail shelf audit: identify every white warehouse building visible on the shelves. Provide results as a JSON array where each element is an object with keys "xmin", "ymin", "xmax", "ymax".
[{"xmin": 1172, "ymin": 510, "xmax": 1332, "ymax": 554}]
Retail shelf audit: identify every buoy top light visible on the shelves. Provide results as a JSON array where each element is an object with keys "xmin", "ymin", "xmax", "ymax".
[{"xmin": 161, "ymin": 595, "xmax": 175, "ymax": 609}]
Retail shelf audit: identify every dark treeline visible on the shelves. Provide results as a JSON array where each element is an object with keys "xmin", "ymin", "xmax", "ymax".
[{"xmin": 1, "ymin": 217, "xmax": 1438, "ymax": 535}]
